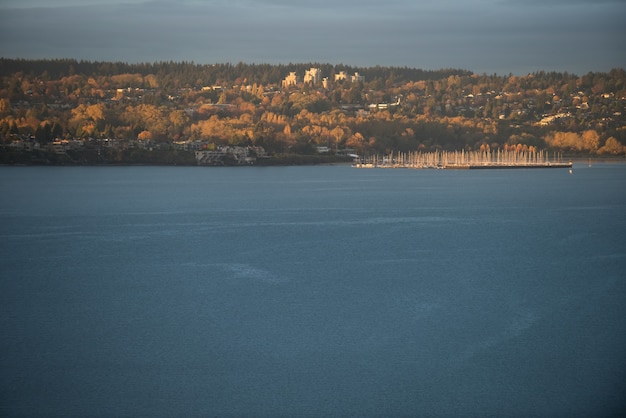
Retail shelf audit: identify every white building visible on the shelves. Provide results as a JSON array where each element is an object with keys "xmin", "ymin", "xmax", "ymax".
[
  {"xmin": 282, "ymin": 72, "xmax": 299, "ymax": 88},
  {"xmin": 304, "ymin": 68, "xmax": 322, "ymax": 85},
  {"xmin": 334, "ymin": 71, "xmax": 348, "ymax": 81},
  {"xmin": 335, "ymin": 71, "xmax": 364, "ymax": 83},
  {"xmin": 351, "ymin": 72, "xmax": 365, "ymax": 83}
]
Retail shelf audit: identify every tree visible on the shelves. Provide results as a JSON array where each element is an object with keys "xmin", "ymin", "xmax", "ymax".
[
  {"xmin": 346, "ymin": 132, "xmax": 365, "ymax": 150},
  {"xmin": 51, "ymin": 122, "xmax": 64, "ymax": 139},
  {"xmin": 0, "ymin": 98, "xmax": 11, "ymax": 116},
  {"xmin": 330, "ymin": 126, "xmax": 345, "ymax": 149},
  {"xmin": 123, "ymin": 104, "xmax": 168, "ymax": 139},
  {"xmin": 598, "ymin": 137, "xmax": 625, "ymax": 155},
  {"xmin": 283, "ymin": 123, "xmax": 292, "ymax": 138},
  {"xmin": 581, "ymin": 130, "xmax": 600, "ymax": 153},
  {"xmin": 137, "ymin": 130, "xmax": 153, "ymax": 141},
  {"xmin": 70, "ymin": 103, "xmax": 105, "ymax": 136},
  {"xmin": 35, "ymin": 122, "xmax": 52, "ymax": 142},
  {"xmin": 168, "ymin": 110, "xmax": 190, "ymax": 137},
  {"xmin": 9, "ymin": 121, "xmax": 20, "ymax": 136}
]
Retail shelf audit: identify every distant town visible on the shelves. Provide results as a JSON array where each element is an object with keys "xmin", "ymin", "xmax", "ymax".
[{"xmin": 1, "ymin": 59, "xmax": 624, "ymax": 165}]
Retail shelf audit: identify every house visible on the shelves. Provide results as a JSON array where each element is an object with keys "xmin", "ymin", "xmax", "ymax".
[
  {"xmin": 282, "ymin": 72, "xmax": 299, "ymax": 88},
  {"xmin": 195, "ymin": 146, "xmax": 266, "ymax": 166}
]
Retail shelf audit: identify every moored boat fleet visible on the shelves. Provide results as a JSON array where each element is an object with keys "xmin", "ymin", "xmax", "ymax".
[{"xmin": 353, "ymin": 149, "xmax": 572, "ymax": 169}]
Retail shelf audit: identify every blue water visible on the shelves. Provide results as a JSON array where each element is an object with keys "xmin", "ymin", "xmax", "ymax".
[{"xmin": 1, "ymin": 163, "xmax": 625, "ymax": 417}]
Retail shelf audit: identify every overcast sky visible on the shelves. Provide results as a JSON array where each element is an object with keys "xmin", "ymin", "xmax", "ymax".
[{"xmin": 0, "ymin": 0, "xmax": 624, "ymax": 75}]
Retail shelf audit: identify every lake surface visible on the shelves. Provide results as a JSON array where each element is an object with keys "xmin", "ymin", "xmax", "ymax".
[{"xmin": 1, "ymin": 163, "xmax": 625, "ymax": 417}]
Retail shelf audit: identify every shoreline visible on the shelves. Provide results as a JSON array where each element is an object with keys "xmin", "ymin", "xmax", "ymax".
[{"xmin": 0, "ymin": 149, "xmax": 623, "ymax": 168}]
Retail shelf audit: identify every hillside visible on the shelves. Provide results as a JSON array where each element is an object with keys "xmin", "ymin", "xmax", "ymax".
[{"xmin": 1, "ymin": 59, "xmax": 625, "ymax": 164}]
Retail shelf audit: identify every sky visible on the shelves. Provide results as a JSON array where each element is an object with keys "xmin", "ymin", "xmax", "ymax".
[{"xmin": 0, "ymin": 0, "xmax": 624, "ymax": 76}]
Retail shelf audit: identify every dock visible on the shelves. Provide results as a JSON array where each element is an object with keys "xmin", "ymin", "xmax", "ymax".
[{"xmin": 353, "ymin": 149, "xmax": 572, "ymax": 169}]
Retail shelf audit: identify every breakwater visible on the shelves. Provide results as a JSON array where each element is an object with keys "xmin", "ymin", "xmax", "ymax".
[{"xmin": 353, "ymin": 149, "xmax": 572, "ymax": 169}]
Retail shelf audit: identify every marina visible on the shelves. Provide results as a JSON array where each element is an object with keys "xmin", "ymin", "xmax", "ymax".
[{"xmin": 353, "ymin": 149, "xmax": 572, "ymax": 169}]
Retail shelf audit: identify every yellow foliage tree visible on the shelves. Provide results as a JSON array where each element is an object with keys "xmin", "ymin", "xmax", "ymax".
[
  {"xmin": 143, "ymin": 74, "xmax": 159, "ymax": 89},
  {"xmin": 70, "ymin": 103, "xmax": 105, "ymax": 136},
  {"xmin": 137, "ymin": 130, "xmax": 152, "ymax": 141},
  {"xmin": 346, "ymin": 132, "xmax": 365, "ymax": 149},
  {"xmin": 545, "ymin": 130, "xmax": 600, "ymax": 153},
  {"xmin": 598, "ymin": 137, "xmax": 625, "ymax": 155},
  {"xmin": 581, "ymin": 130, "xmax": 600, "ymax": 152},
  {"xmin": 330, "ymin": 126, "xmax": 345, "ymax": 146}
]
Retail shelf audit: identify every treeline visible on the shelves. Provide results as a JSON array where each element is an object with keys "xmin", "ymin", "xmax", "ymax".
[
  {"xmin": 1, "ymin": 58, "xmax": 625, "ymax": 157},
  {"xmin": 0, "ymin": 58, "xmax": 472, "ymax": 89},
  {"xmin": 3, "ymin": 58, "xmax": 625, "ymax": 95}
]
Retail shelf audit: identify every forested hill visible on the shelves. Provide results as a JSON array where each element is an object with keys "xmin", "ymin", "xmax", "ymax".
[
  {"xmin": 0, "ymin": 59, "xmax": 472, "ymax": 87},
  {"xmin": 1, "ymin": 58, "xmax": 625, "ymax": 164}
]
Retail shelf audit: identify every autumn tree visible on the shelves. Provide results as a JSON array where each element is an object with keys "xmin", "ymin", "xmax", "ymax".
[
  {"xmin": 581, "ymin": 130, "xmax": 600, "ymax": 152},
  {"xmin": 545, "ymin": 130, "xmax": 601, "ymax": 153},
  {"xmin": 598, "ymin": 137, "xmax": 625, "ymax": 155},
  {"xmin": 168, "ymin": 110, "xmax": 190, "ymax": 139},
  {"xmin": 122, "ymin": 104, "xmax": 168, "ymax": 140},
  {"xmin": 70, "ymin": 103, "xmax": 105, "ymax": 137},
  {"xmin": 137, "ymin": 130, "xmax": 153, "ymax": 141}
]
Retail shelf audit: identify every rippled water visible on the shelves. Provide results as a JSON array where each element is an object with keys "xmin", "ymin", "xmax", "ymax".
[{"xmin": 1, "ymin": 163, "xmax": 625, "ymax": 416}]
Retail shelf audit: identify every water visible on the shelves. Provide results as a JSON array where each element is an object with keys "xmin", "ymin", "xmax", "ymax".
[{"xmin": 1, "ymin": 163, "xmax": 625, "ymax": 417}]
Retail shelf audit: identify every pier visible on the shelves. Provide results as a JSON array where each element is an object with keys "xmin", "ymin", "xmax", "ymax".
[{"xmin": 353, "ymin": 149, "xmax": 572, "ymax": 169}]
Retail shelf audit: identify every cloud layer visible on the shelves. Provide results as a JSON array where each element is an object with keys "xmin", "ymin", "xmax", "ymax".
[{"xmin": 0, "ymin": 0, "xmax": 624, "ymax": 75}]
